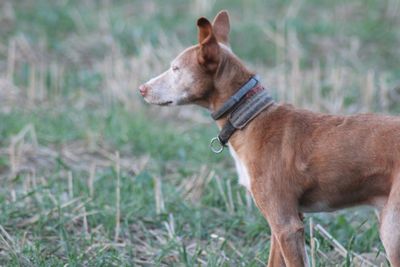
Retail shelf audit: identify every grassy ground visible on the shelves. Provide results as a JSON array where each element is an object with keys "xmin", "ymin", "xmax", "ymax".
[{"xmin": 0, "ymin": 0, "xmax": 399, "ymax": 266}]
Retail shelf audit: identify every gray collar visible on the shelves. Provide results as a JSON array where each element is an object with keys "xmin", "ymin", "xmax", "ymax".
[{"xmin": 210, "ymin": 76, "xmax": 274, "ymax": 153}]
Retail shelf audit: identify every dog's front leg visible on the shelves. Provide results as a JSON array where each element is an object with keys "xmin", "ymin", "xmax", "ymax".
[
  {"xmin": 253, "ymin": 191, "xmax": 308, "ymax": 266},
  {"xmin": 271, "ymin": 217, "xmax": 308, "ymax": 267},
  {"xmin": 267, "ymin": 234, "xmax": 285, "ymax": 267}
]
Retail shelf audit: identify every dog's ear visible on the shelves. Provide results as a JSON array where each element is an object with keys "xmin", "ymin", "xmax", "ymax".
[
  {"xmin": 212, "ymin": 10, "xmax": 230, "ymax": 45},
  {"xmin": 197, "ymin": 17, "xmax": 220, "ymax": 72}
]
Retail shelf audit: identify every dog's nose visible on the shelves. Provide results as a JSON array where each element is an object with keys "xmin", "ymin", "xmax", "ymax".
[{"xmin": 139, "ymin": 84, "xmax": 148, "ymax": 97}]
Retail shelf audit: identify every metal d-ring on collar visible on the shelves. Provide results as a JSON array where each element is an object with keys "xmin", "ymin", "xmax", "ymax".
[
  {"xmin": 209, "ymin": 119, "xmax": 237, "ymax": 153},
  {"xmin": 209, "ymin": 137, "xmax": 224, "ymax": 154}
]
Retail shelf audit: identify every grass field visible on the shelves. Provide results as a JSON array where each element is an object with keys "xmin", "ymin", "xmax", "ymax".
[{"xmin": 0, "ymin": 0, "xmax": 399, "ymax": 266}]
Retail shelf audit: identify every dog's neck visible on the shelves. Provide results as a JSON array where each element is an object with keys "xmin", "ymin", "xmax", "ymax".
[
  {"xmin": 208, "ymin": 51, "xmax": 275, "ymax": 130},
  {"xmin": 208, "ymin": 51, "xmax": 255, "ymax": 128},
  {"xmin": 205, "ymin": 51, "xmax": 276, "ymax": 151}
]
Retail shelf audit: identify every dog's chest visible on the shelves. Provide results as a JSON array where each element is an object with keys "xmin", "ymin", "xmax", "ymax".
[{"xmin": 228, "ymin": 146, "xmax": 251, "ymax": 191}]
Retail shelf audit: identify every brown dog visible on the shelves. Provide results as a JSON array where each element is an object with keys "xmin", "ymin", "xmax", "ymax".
[{"xmin": 139, "ymin": 10, "xmax": 400, "ymax": 266}]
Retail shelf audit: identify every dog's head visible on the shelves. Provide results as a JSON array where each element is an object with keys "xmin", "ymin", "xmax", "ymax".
[{"xmin": 139, "ymin": 11, "xmax": 232, "ymax": 107}]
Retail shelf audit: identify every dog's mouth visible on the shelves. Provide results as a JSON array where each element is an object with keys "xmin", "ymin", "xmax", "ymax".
[
  {"xmin": 143, "ymin": 97, "xmax": 173, "ymax": 106},
  {"xmin": 156, "ymin": 101, "xmax": 173, "ymax": 106}
]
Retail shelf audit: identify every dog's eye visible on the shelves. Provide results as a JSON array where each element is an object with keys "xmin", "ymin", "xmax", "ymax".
[{"xmin": 172, "ymin": 66, "xmax": 179, "ymax": 71}]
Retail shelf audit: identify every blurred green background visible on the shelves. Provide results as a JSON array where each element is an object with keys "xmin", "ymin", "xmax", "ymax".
[{"xmin": 0, "ymin": 0, "xmax": 399, "ymax": 266}]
